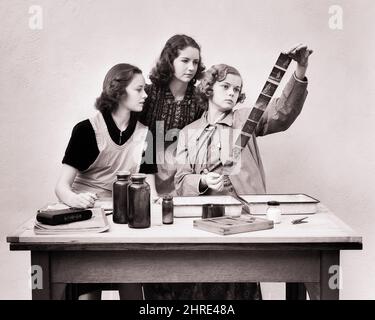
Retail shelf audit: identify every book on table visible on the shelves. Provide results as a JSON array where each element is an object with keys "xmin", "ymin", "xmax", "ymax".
[
  {"xmin": 34, "ymin": 203, "xmax": 109, "ymax": 235},
  {"xmin": 36, "ymin": 207, "xmax": 93, "ymax": 225}
]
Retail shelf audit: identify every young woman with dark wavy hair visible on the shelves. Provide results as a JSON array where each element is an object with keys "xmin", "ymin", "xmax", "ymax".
[
  {"xmin": 138, "ymin": 34, "xmax": 206, "ymax": 195},
  {"xmin": 56, "ymin": 63, "xmax": 154, "ymax": 205},
  {"xmin": 55, "ymin": 63, "xmax": 153, "ymax": 299}
]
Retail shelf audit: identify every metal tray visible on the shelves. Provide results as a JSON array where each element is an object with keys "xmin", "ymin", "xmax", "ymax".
[{"xmin": 239, "ymin": 193, "xmax": 320, "ymax": 215}]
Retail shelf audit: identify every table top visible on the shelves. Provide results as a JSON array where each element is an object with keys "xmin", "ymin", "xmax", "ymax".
[{"xmin": 7, "ymin": 203, "xmax": 362, "ymax": 251}]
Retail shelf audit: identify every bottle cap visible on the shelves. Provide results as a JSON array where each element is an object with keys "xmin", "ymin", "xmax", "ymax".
[
  {"xmin": 117, "ymin": 171, "xmax": 131, "ymax": 178},
  {"xmin": 163, "ymin": 194, "xmax": 173, "ymax": 201},
  {"xmin": 267, "ymin": 201, "xmax": 280, "ymax": 206},
  {"xmin": 131, "ymin": 173, "xmax": 147, "ymax": 182}
]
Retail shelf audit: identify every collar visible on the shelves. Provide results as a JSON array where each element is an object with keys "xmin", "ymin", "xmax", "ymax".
[
  {"xmin": 201, "ymin": 110, "xmax": 234, "ymax": 128},
  {"xmin": 192, "ymin": 111, "xmax": 234, "ymax": 143},
  {"xmin": 102, "ymin": 110, "xmax": 138, "ymax": 145}
]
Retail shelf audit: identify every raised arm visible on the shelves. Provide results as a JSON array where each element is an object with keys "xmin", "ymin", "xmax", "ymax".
[{"xmin": 287, "ymin": 43, "xmax": 313, "ymax": 80}]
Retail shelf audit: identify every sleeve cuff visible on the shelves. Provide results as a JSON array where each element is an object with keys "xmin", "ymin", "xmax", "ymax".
[
  {"xmin": 293, "ymin": 72, "xmax": 308, "ymax": 83},
  {"xmin": 176, "ymin": 174, "xmax": 206, "ymax": 196}
]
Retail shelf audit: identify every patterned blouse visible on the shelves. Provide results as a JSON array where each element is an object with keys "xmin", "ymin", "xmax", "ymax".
[{"xmin": 139, "ymin": 82, "xmax": 205, "ymax": 139}]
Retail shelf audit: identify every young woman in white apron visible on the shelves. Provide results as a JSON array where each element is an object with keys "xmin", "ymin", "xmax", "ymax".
[{"xmin": 55, "ymin": 63, "xmax": 155, "ymax": 299}]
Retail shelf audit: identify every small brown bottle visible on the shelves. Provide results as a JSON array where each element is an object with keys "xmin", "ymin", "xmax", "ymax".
[
  {"xmin": 162, "ymin": 194, "xmax": 174, "ymax": 225},
  {"xmin": 113, "ymin": 171, "xmax": 131, "ymax": 224}
]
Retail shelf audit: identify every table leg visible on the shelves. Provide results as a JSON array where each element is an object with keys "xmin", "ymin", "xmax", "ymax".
[
  {"xmin": 31, "ymin": 251, "xmax": 51, "ymax": 300},
  {"xmin": 320, "ymin": 250, "xmax": 340, "ymax": 300},
  {"xmin": 305, "ymin": 251, "xmax": 340, "ymax": 300},
  {"xmin": 286, "ymin": 283, "xmax": 306, "ymax": 300}
]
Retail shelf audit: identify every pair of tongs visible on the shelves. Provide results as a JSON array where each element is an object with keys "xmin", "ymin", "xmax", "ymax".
[{"xmin": 291, "ymin": 216, "xmax": 308, "ymax": 224}]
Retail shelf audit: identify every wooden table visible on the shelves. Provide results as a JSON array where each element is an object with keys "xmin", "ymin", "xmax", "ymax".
[{"xmin": 7, "ymin": 204, "xmax": 362, "ymax": 300}]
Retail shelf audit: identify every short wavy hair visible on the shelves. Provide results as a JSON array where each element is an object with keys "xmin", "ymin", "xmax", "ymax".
[
  {"xmin": 95, "ymin": 63, "xmax": 142, "ymax": 113},
  {"xmin": 149, "ymin": 34, "xmax": 205, "ymax": 86},
  {"xmin": 196, "ymin": 64, "xmax": 246, "ymax": 110}
]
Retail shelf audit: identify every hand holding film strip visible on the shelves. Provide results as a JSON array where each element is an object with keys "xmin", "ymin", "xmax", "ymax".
[
  {"xmin": 285, "ymin": 43, "xmax": 314, "ymax": 80},
  {"xmin": 284, "ymin": 43, "xmax": 314, "ymax": 68}
]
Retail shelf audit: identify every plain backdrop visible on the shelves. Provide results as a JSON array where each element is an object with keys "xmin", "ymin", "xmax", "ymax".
[{"xmin": 0, "ymin": 0, "xmax": 374, "ymax": 299}]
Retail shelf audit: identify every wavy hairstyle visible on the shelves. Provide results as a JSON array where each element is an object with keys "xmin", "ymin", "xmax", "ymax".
[
  {"xmin": 95, "ymin": 63, "xmax": 142, "ymax": 113},
  {"xmin": 149, "ymin": 34, "xmax": 205, "ymax": 86},
  {"xmin": 196, "ymin": 64, "xmax": 246, "ymax": 110}
]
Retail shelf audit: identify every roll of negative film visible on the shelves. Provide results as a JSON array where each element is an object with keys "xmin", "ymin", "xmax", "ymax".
[{"xmin": 234, "ymin": 53, "xmax": 292, "ymax": 150}]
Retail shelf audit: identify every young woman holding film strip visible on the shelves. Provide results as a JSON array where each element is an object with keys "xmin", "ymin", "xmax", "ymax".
[
  {"xmin": 146, "ymin": 44, "xmax": 313, "ymax": 300},
  {"xmin": 175, "ymin": 44, "xmax": 313, "ymax": 198}
]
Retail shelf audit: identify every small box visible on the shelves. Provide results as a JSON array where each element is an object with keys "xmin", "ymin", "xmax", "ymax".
[{"xmin": 202, "ymin": 204, "xmax": 225, "ymax": 219}]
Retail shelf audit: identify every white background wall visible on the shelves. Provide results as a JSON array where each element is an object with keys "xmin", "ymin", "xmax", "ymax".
[{"xmin": 0, "ymin": 0, "xmax": 374, "ymax": 299}]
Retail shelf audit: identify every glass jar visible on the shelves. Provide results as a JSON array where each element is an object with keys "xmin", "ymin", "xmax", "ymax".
[
  {"xmin": 162, "ymin": 194, "xmax": 174, "ymax": 224},
  {"xmin": 128, "ymin": 174, "xmax": 151, "ymax": 228},
  {"xmin": 266, "ymin": 201, "xmax": 281, "ymax": 224},
  {"xmin": 113, "ymin": 171, "xmax": 131, "ymax": 224}
]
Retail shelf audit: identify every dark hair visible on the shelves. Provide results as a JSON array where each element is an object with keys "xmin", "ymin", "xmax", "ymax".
[
  {"xmin": 149, "ymin": 34, "xmax": 205, "ymax": 86},
  {"xmin": 196, "ymin": 64, "xmax": 246, "ymax": 110},
  {"xmin": 95, "ymin": 63, "xmax": 142, "ymax": 113}
]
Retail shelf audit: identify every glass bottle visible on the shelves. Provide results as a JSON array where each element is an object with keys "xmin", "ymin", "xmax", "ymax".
[
  {"xmin": 162, "ymin": 194, "xmax": 174, "ymax": 224},
  {"xmin": 113, "ymin": 171, "xmax": 131, "ymax": 224},
  {"xmin": 266, "ymin": 201, "xmax": 281, "ymax": 224},
  {"xmin": 128, "ymin": 173, "xmax": 151, "ymax": 228}
]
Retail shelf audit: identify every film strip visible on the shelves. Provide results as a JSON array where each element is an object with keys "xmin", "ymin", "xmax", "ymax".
[
  {"xmin": 234, "ymin": 53, "xmax": 292, "ymax": 151},
  {"xmin": 207, "ymin": 52, "xmax": 292, "ymax": 174}
]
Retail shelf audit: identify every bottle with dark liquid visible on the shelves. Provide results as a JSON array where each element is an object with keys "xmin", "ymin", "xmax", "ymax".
[
  {"xmin": 113, "ymin": 171, "xmax": 131, "ymax": 224},
  {"xmin": 128, "ymin": 173, "xmax": 150, "ymax": 228}
]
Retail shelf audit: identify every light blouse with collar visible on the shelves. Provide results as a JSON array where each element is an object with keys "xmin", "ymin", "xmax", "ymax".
[{"xmin": 174, "ymin": 74, "xmax": 308, "ymax": 196}]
